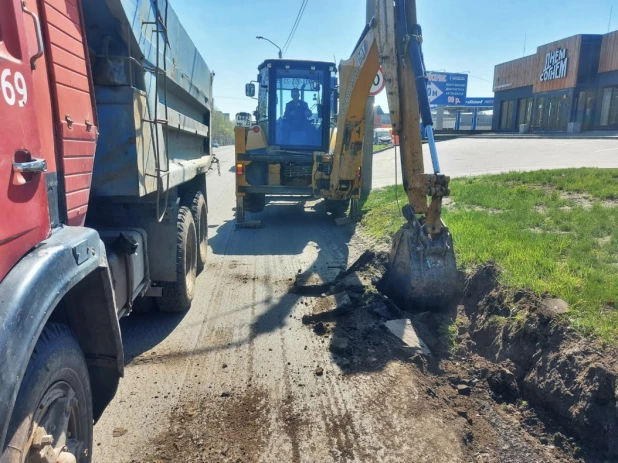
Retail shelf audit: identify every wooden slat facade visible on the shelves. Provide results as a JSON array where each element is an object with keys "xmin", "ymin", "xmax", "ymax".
[
  {"xmin": 493, "ymin": 55, "xmax": 536, "ymax": 92},
  {"xmin": 533, "ymin": 35, "xmax": 581, "ymax": 93},
  {"xmin": 494, "ymin": 35, "xmax": 586, "ymax": 94},
  {"xmin": 600, "ymin": 30, "xmax": 618, "ymax": 73}
]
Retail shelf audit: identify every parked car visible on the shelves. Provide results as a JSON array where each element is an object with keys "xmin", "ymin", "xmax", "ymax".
[
  {"xmin": 213, "ymin": 140, "xmax": 220, "ymax": 147},
  {"xmin": 374, "ymin": 128, "xmax": 393, "ymax": 145}
]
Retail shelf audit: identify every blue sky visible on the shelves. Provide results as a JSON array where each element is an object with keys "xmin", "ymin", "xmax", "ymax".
[{"xmin": 172, "ymin": 0, "xmax": 617, "ymax": 117}]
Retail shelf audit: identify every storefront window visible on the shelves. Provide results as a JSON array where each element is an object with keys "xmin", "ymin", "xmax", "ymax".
[
  {"xmin": 575, "ymin": 91, "xmax": 595, "ymax": 131},
  {"xmin": 600, "ymin": 86, "xmax": 618, "ymax": 127},
  {"xmin": 534, "ymin": 97, "xmax": 545, "ymax": 129},
  {"xmin": 544, "ymin": 96, "xmax": 568, "ymax": 131},
  {"xmin": 517, "ymin": 97, "xmax": 533, "ymax": 126},
  {"xmin": 499, "ymin": 100, "xmax": 514, "ymax": 130}
]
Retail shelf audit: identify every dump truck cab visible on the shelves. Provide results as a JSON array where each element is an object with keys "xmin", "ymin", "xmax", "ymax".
[{"xmin": 235, "ymin": 59, "xmax": 355, "ymax": 223}]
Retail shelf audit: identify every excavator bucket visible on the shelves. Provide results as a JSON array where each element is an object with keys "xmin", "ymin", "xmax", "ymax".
[{"xmin": 381, "ymin": 208, "xmax": 458, "ymax": 310}]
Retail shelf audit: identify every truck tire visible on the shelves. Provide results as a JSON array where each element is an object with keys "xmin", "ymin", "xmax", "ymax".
[
  {"xmin": 244, "ymin": 193, "xmax": 266, "ymax": 213},
  {"xmin": 156, "ymin": 206, "xmax": 197, "ymax": 312},
  {"xmin": 184, "ymin": 191, "xmax": 208, "ymax": 273},
  {"xmin": 4, "ymin": 323, "xmax": 93, "ymax": 463},
  {"xmin": 325, "ymin": 199, "xmax": 350, "ymax": 218}
]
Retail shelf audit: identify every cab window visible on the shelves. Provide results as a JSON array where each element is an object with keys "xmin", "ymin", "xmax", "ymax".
[{"xmin": 274, "ymin": 68, "xmax": 325, "ymax": 148}]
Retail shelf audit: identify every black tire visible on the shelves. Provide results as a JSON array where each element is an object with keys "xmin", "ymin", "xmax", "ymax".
[
  {"xmin": 244, "ymin": 193, "xmax": 266, "ymax": 213},
  {"xmin": 325, "ymin": 199, "xmax": 350, "ymax": 218},
  {"xmin": 156, "ymin": 206, "xmax": 197, "ymax": 312},
  {"xmin": 4, "ymin": 323, "xmax": 93, "ymax": 463},
  {"xmin": 183, "ymin": 190, "xmax": 208, "ymax": 273}
]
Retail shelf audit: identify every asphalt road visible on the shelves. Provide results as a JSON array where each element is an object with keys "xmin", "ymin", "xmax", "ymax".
[
  {"xmin": 91, "ymin": 141, "xmax": 610, "ymax": 462},
  {"xmin": 93, "ymin": 146, "xmax": 476, "ymax": 462},
  {"xmin": 372, "ymin": 138, "xmax": 618, "ymax": 188}
]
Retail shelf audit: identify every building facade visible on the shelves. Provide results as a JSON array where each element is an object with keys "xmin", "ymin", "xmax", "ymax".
[{"xmin": 492, "ymin": 30, "xmax": 618, "ymax": 132}]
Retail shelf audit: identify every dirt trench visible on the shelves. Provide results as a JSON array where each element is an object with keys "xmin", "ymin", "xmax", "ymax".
[
  {"xmin": 293, "ymin": 251, "xmax": 618, "ymax": 462},
  {"xmin": 456, "ymin": 265, "xmax": 618, "ymax": 461}
]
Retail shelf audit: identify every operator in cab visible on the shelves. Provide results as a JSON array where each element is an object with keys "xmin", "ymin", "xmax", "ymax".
[
  {"xmin": 283, "ymin": 88, "xmax": 313, "ymax": 145},
  {"xmin": 285, "ymin": 88, "xmax": 312, "ymax": 122}
]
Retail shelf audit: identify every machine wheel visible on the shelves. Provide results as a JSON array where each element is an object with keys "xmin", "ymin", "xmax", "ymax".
[
  {"xmin": 4, "ymin": 323, "xmax": 93, "ymax": 463},
  {"xmin": 244, "ymin": 193, "xmax": 266, "ymax": 213},
  {"xmin": 325, "ymin": 199, "xmax": 350, "ymax": 218},
  {"xmin": 156, "ymin": 206, "xmax": 197, "ymax": 312},
  {"xmin": 183, "ymin": 191, "xmax": 208, "ymax": 273}
]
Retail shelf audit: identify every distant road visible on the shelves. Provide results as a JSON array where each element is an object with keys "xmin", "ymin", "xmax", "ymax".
[{"xmin": 372, "ymin": 138, "xmax": 618, "ymax": 188}]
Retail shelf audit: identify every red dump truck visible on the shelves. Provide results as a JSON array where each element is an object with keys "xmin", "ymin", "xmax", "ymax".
[{"xmin": 0, "ymin": 0, "xmax": 214, "ymax": 461}]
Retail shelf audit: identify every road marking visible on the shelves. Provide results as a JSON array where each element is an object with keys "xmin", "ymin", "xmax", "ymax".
[{"xmin": 594, "ymin": 147, "xmax": 618, "ymax": 152}]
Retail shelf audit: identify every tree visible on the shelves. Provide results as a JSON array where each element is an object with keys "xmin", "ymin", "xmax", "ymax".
[{"xmin": 211, "ymin": 109, "xmax": 235, "ymax": 146}]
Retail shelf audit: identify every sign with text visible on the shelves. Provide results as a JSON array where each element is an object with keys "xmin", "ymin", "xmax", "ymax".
[
  {"xmin": 426, "ymin": 72, "xmax": 468, "ymax": 105},
  {"xmin": 540, "ymin": 48, "xmax": 568, "ymax": 81},
  {"xmin": 463, "ymin": 98, "xmax": 494, "ymax": 107}
]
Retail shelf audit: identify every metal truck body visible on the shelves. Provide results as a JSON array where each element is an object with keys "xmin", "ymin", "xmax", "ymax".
[{"xmin": 0, "ymin": 0, "xmax": 213, "ymax": 460}]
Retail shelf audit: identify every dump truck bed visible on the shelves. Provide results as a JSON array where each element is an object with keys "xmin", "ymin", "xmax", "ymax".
[{"xmin": 83, "ymin": 0, "xmax": 214, "ymax": 197}]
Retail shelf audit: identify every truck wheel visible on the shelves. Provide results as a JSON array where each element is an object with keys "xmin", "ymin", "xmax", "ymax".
[
  {"xmin": 156, "ymin": 206, "xmax": 197, "ymax": 312},
  {"xmin": 184, "ymin": 191, "xmax": 208, "ymax": 273},
  {"xmin": 325, "ymin": 199, "xmax": 350, "ymax": 218},
  {"xmin": 4, "ymin": 323, "xmax": 93, "ymax": 463},
  {"xmin": 244, "ymin": 193, "xmax": 266, "ymax": 213}
]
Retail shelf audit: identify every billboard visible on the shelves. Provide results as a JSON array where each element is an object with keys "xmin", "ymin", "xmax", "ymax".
[{"xmin": 426, "ymin": 72, "xmax": 468, "ymax": 105}]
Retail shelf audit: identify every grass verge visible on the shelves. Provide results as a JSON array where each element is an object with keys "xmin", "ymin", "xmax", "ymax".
[
  {"xmin": 361, "ymin": 168, "xmax": 618, "ymax": 342},
  {"xmin": 373, "ymin": 144, "xmax": 390, "ymax": 152}
]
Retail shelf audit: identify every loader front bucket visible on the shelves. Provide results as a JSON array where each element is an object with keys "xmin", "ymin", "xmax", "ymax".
[{"xmin": 380, "ymin": 217, "xmax": 458, "ymax": 310}]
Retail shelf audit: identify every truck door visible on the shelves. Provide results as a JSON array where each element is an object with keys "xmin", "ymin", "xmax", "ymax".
[{"xmin": 0, "ymin": 0, "xmax": 50, "ymax": 282}]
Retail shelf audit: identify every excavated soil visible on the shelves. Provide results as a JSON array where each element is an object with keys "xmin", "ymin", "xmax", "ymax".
[
  {"xmin": 139, "ymin": 250, "xmax": 616, "ymax": 462},
  {"xmin": 298, "ymin": 253, "xmax": 618, "ymax": 462},
  {"xmin": 137, "ymin": 388, "xmax": 271, "ymax": 462},
  {"xmin": 456, "ymin": 265, "xmax": 618, "ymax": 461},
  {"xmin": 289, "ymin": 252, "xmax": 599, "ymax": 462}
]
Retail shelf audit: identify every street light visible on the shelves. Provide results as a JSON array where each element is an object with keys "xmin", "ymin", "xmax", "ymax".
[{"xmin": 256, "ymin": 36, "xmax": 282, "ymax": 59}]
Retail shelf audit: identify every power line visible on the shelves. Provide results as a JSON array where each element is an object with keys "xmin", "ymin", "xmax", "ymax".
[
  {"xmin": 281, "ymin": 0, "xmax": 306, "ymax": 54},
  {"xmin": 282, "ymin": 0, "xmax": 309, "ymax": 56},
  {"xmin": 468, "ymin": 74, "xmax": 492, "ymax": 83}
]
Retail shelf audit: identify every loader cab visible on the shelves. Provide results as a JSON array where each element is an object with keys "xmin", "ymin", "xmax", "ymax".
[{"xmin": 248, "ymin": 59, "xmax": 337, "ymax": 153}]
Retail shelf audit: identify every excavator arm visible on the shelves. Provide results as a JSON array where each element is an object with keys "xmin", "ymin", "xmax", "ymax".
[{"xmin": 331, "ymin": 0, "xmax": 458, "ymax": 308}]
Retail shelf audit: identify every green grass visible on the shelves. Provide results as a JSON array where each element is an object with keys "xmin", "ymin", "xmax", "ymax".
[
  {"xmin": 362, "ymin": 168, "xmax": 618, "ymax": 342},
  {"xmin": 439, "ymin": 321, "xmax": 459, "ymax": 353},
  {"xmin": 373, "ymin": 144, "xmax": 389, "ymax": 152}
]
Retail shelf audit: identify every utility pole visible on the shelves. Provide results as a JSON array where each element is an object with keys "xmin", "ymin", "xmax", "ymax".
[{"xmin": 361, "ymin": 0, "xmax": 376, "ymax": 198}]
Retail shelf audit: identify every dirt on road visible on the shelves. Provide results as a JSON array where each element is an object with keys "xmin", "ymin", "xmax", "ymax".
[
  {"xmin": 136, "ymin": 252, "xmax": 603, "ymax": 463},
  {"xmin": 94, "ymin": 148, "xmax": 614, "ymax": 463}
]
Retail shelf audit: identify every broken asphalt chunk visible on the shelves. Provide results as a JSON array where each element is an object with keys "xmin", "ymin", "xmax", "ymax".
[
  {"xmin": 329, "ymin": 335, "xmax": 349, "ymax": 355},
  {"xmin": 313, "ymin": 322, "xmax": 327, "ymax": 336},
  {"xmin": 457, "ymin": 384, "xmax": 472, "ymax": 395},
  {"xmin": 383, "ymin": 319, "xmax": 431, "ymax": 356}
]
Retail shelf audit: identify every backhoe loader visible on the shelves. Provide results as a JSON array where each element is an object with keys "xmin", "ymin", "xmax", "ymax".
[{"xmin": 235, "ymin": 0, "xmax": 457, "ymax": 308}]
